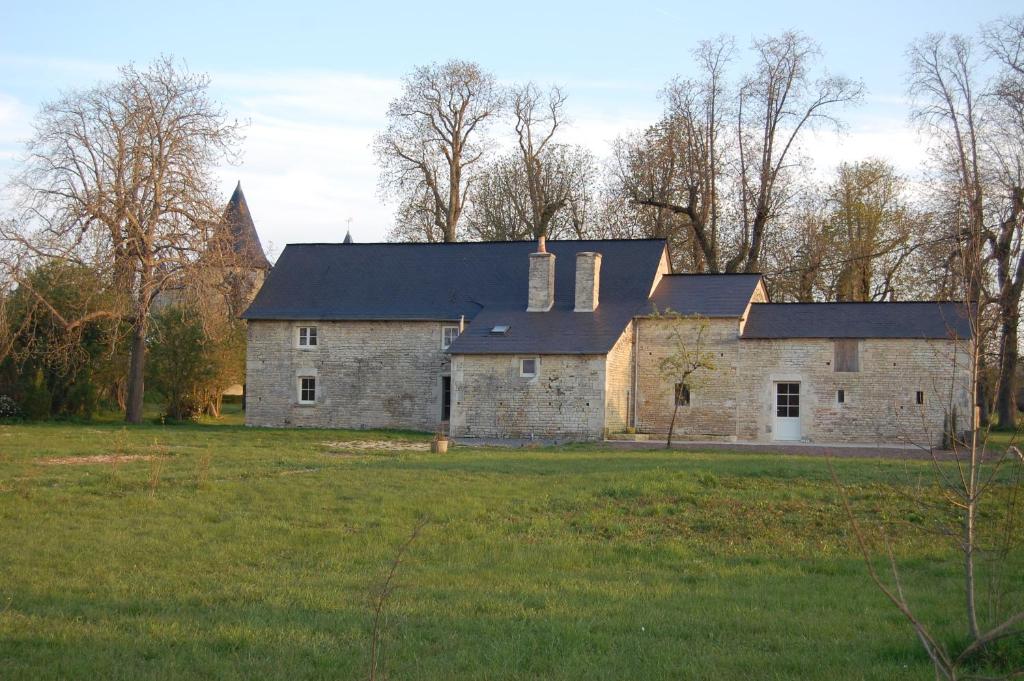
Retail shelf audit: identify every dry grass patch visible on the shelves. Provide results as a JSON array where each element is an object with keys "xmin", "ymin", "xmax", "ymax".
[
  {"xmin": 321, "ymin": 440, "xmax": 429, "ymax": 453},
  {"xmin": 37, "ymin": 454, "xmax": 158, "ymax": 466}
]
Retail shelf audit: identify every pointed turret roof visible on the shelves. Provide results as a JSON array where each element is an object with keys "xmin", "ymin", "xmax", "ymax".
[
  {"xmin": 221, "ymin": 182, "xmax": 271, "ymax": 270},
  {"xmin": 343, "ymin": 230, "xmax": 353, "ymax": 244}
]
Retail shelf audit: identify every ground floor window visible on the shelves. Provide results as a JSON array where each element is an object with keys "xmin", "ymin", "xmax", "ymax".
[
  {"xmin": 675, "ymin": 383, "xmax": 691, "ymax": 406},
  {"xmin": 299, "ymin": 376, "xmax": 316, "ymax": 404},
  {"xmin": 916, "ymin": 390, "xmax": 924, "ymax": 405},
  {"xmin": 837, "ymin": 389, "xmax": 845, "ymax": 404}
]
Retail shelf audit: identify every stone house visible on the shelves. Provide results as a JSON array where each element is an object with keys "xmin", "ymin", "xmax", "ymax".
[{"xmin": 242, "ymin": 237, "xmax": 973, "ymax": 447}]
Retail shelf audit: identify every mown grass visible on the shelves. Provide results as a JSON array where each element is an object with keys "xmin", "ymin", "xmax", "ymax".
[{"xmin": 0, "ymin": 417, "xmax": 1021, "ymax": 680}]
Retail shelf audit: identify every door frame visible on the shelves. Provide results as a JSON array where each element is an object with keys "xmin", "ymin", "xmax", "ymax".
[{"xmin": 773, "ymin": 380, "xmax": 802, "ymax": 441}]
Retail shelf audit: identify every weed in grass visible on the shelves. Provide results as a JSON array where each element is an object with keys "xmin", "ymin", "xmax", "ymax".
[
  {"xmin": 148, "ymin": 457, "xmax": 165, "ymax": 498},
  {"xmin": 195, "ymin": 450, "xmax": 212, "ymax": 490}
]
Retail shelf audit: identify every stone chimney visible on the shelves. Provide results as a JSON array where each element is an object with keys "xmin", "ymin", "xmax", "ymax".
[
  {"xmin": 527, "ymin": 236, "xmax": 555, "ymax": 312},
  {"xmin": 574, "ymin": 252, "xmax": 601, "ymax": 312}
]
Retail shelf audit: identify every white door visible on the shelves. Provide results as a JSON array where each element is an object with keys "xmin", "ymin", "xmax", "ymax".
[{"xmin": 774, "ymin": 382, "xmax": 801, "ymax": 441}]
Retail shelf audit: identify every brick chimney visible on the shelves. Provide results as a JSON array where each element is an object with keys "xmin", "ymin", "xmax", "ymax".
[
  {"xmin": 527, "ymin": 236, "xmax": 555, "ymax": 312},
  {"xmin": 574, "ymin": 252, "xmax": 601, "ymax": 312}
]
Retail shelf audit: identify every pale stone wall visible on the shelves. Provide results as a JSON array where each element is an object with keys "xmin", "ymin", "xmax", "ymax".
[
  {"xmin": 604, "ymin": 324, "xmax": 634, "ymax": 433},
  {"xmin": 634, "ymin": 317, "xmax": 741, "ymax": 439},
  {"xmin": 735, "ymin": 338, "xmax": 973, "ymax": 446},
  {"xmin": 245, "ymin": 320, "xmax": 453, "ymax": 430},
  {"xmin": 449, "ymin": 354, "xmax": 606, "ymax": 439}
]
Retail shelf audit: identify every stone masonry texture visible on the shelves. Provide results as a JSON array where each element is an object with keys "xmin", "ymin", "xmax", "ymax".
[
  {"xmin": 246, "ymin": 320, "xmax": 452, "ymax": 430},
  {"xmin": 450, "ymin": 354, "xmax": 606, "ymax": 439}
]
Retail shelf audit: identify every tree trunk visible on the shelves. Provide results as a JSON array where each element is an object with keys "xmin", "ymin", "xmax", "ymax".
[
  {"xmin": 125, "ymin": 313, "xmax": 147, "ymax": 424},
  {"xmin": 997, "ymin": 307, "xmax": 1019, "ymax": 429},
  {"xmin": 965, "ymin": 336, "xmax": 982, "ymax": 641},
  {"xmin": 667, "ymin": 402, "xmax": 678, "ymax": 449}
]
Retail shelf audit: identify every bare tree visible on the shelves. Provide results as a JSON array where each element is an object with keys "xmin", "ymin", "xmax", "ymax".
[
  {"xmin": 615, "ymin": 32, "xmax": 863, "ymax": 273},
  {"xmin": 3, "ymin": 57, "xmax": 242, "ymax": 423},
  {"xmin": 467, "ymin": 145, "xmax": 597, "ymax": 241},
  {"xmin": 614, "ymin": 36, "xmax": 735, "ymax": 271},
  {"xmin": 910, "ymin": 22, "xmax": 1024, "ymax": 429},
  {"xmin": 375, "ymin": 60, "xmax": 502, "ymax": 243}
]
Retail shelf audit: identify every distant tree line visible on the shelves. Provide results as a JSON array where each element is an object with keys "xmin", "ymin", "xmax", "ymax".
[{"xmin": 375, "ymin": 19, "xmax": 1024, "ymax": 428}]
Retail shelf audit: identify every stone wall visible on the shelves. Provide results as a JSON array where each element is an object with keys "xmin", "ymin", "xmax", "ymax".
[
  {"xmin": 449, "ymin": 354, "xmax": 606, "ymax": 439},
  {"xmin": 634, "ymin": 317, "xmax": 741, "ymax": 438},
  {"xmin": 604, "ymin": 324, "xmax": 634, "ymax": 433},
  {"xmin": 735, "ymin": 338, "xmax": 972, "ymax": 446},
  {"xmin": 245, "ymin": 320, "xmax": 453, "ymax": 430}
]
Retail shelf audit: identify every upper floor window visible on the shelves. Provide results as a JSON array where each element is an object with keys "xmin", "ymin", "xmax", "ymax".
[
  {"xmin": 520, "ymin": 357, "xmax": 538, "ymax": 378},
  {"xmin": 833, "ymin": 339, "xmax": 860, "ymax": 372},
  {"xmin": 675, "ymin": 383, "xmax": 691, "ymax": 406},
  {"xmin": 298, "ymin": 326, "xmax": 318, "ymax": 347},
  {"xmin": 442, "ymin": 325, "xmax": 460, "ymax": 350}
]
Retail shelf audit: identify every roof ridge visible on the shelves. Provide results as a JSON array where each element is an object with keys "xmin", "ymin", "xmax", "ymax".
[
  {"xmin": 284, "ymin": 238, "xmax": 668, "ymax": 247},
  {"xmin": 753, "ymin": 300, "xmax": 967, "ymax": 305},
  {"xmin": 664, "ymin": 272, "xmax": 763, "ymax": 277}
]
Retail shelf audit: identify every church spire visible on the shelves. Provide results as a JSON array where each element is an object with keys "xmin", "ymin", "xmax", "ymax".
[{"xmin": 222, "ymin": 182, "xmax": 271, "ymax": 270}]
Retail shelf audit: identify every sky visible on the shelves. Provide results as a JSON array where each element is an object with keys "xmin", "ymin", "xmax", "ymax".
[{"xmin": 0, "ymin": 0, "xmax": 1019, "ymax": 256}]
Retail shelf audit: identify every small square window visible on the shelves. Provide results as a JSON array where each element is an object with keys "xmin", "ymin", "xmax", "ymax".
[
  {"xmin": 916, "ymin": 390, "xmax": 924, "ymax": 405},
  {"xmin": 520, "ymin": 358, "xmax": 537, "ymax": 377},
  {"xmin": 675, "ymin": 383, "xmax": 691, "ymax": 406},
  {"xmin": 298, "ymin": 326, "xmax": 318, "ymax": 347},
  {"xmin": 442, "ymin": 325, "xmax": 460, "ymax": 350},
  {"xmin": 299, "ymin": 376, "xmax": 316, "ymax": 404},
  {"xmin": 837, "ymin": 389, "xmax": 845, "ymax": 404}
]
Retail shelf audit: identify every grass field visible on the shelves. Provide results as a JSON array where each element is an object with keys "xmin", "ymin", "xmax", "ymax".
[{"xmin": 1, "ymin": 413, "xmax": 1021, "ymax": 680}]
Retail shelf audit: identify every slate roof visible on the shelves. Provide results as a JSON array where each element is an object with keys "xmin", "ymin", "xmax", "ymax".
[
  {"xmin": 742, "ymin": 302, "xmax": 973, "ymax": 339},
  {"xmin": 242, "ymin": 239, "xmax": 668, "ymax": 354},
  {"xmin": 645, "ymin": 274, "xmax": 765, "ymax": 317},
  {"xmin": 221, "ymin": 183, "xmax": 271, "ymax": 270}
]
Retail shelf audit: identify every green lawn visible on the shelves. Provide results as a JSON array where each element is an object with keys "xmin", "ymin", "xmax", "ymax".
[{"xmin": 0, "ymin": 417, "xmax": 1021, "ymax": 680}]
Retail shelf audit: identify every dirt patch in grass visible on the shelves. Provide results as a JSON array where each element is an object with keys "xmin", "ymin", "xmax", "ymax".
[
  {"xmin": 38, "ymin": 454, "xmax": 157, "ymax": 466},
  {"xmin": 322, "ymin": 440, "xmax": 429, "ymax": 453}
]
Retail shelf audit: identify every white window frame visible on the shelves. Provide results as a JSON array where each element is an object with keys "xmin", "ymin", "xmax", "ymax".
[
  {"xmin": 298, "ymin": 376, "xmax": 316, "ymax": 404},
  {"xmin": 297, "ymin": 325, "xmax": 318, "ymax": 348},
  {"xmin": 520, "ymin": 357, "xmax": 538, "ymax": 378},
  {"xmin": 441, "ymin": 325, "xmax": 460, "ymax": 350}
]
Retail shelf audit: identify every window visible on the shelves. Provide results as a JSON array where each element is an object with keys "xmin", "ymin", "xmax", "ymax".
[
  {"xmin": 520, "ymin": 358, "xmax": 537, "ymax": 377},
  {"xmin": 837, "ymin": 389, "xmax": 845, "ymax": 404},
  {"xmin": 490, "ymin": 325, "xmax": 510, "ymax": 335},
  {"xmin": 298, "ymin": 326, "xmax": 318, "ymax": 347},
  {"xmin": 442, "ymin": 325, "xmax": 460, "ymax": 350},
  {"xmin": 299, "ymin": 376, "xmax": 316, "ymax": 404},
  {"xmin": 833, "ymin": 339, "xmax": 860, "ymax": 372},
  {"xmin": 675, "ymin": 383, "xmax": 691, "ymax": 406},
  {"xmin": 776, "ymin": 383, "xmax": 800, "ymax": 418},
  {"xmin": 916, "ymin": 390, "xmax": 924, "ymax": 405}
]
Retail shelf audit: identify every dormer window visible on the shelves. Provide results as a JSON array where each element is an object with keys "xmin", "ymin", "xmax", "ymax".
[
  {"xmin": 297, "ymin": 326, "xmax": 318, "ymax": 348},
  {"xmin": 442, "ymin": 325, "xmax": 460, "ymax": 350}
]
